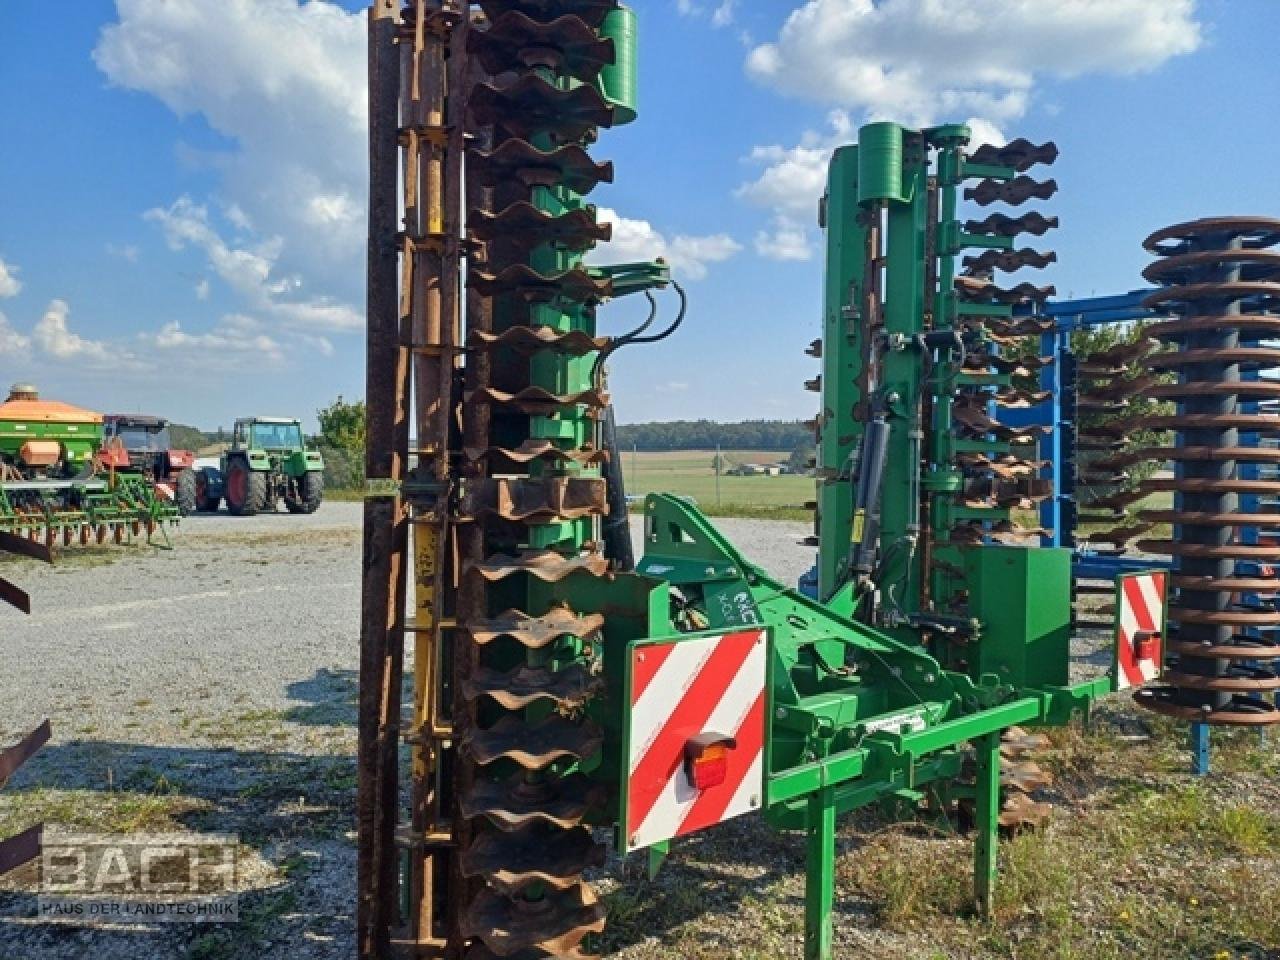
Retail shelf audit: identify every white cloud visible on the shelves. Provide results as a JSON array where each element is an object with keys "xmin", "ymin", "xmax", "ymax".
[
  {"xmin": 677, "ymin": 0, "xmax": 737, "ymax": 28},
  {"xmin": 737, "ymin": 111, "xmax": 851, "ymax": 262},
  {"xmin": 0, "ymin": 312, "xmax": 31, "ymax": 356},
  {"xmin": 738, "ymin": 0, "xmax": 1201, "ymax": 260},
  {"xmin": 747, "ymin": 0, "xmax": 1200, "ymax": 123},
  {"xmin": 105, "ymin": 242, "xmax": 139, "ymax": 263},
  {"xmin": 755, "ymin": 220, "xmax": 814, "ymax": 262},
  {"xmin": 144, "ymin": 314, "xmax": 285, "ymax": 363},
  {"xmin": 95, "ymin": 0, "xmax": 366, "ymax": 270},
  {"xmin": 33, "ymin": 300, "xmax": 123, "ymax": 367},
  {"xmin": 0, "ymin": 257, "xmax": 21, "ymax": 299},
  {"xmin": 224, "ymin": 203, "xmax": 253, "ymax": 233},
  {"xmin": 592, "ymin": 208, "xmax": 742, "ymax": 281},
  {"xmin": 146, "ymin": 196, "xmax": 360, "ymax": 331},
  {"xmin": 195, "ymin": 278, "xmax": 211, "ymax": 301}
]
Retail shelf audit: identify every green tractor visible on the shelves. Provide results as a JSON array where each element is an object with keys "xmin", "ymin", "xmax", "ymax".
[{"xmin": 197, "ymin": 417, "xmax": 324, "ymax": 516}]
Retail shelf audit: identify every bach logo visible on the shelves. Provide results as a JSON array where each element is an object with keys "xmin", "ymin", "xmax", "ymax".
[{"xmin": 38, "ymin": 834, "xmax": 240, "ymax": 923}]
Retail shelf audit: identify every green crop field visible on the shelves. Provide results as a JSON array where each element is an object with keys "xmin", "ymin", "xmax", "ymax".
[{"xmin": 618, "ymin": 449, "xmax": 814, "ymax": 521}]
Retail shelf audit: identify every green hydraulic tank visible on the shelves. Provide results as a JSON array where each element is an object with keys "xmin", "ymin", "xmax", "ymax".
[
  {"xmin": 600, "ymin": 6, "xmax": 638, "ymax": 125},
  {"xmin": 857, "ymin": 121, "xmax": 904, "ymax": 203}
]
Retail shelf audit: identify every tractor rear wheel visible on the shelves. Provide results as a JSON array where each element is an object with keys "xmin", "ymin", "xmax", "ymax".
[
  {"xmin": 174, "ymin": 469, "xmax": 198, "ymax": 516},
  {"xmin": 225, "ymin": 460, "xmax": 268, "ymax": 516},
  {"xmin": 194, "ymin": 469, "xmax": 222, "ymax": 513},
  {"xmin": 286, "ymin": 471, "xmax": 323, "ymax": 514}
]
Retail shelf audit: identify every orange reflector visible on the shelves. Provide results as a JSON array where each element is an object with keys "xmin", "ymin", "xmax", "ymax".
[{"xmin": 684, "ymin": 735, "xmax": 736, "ymax": 791}]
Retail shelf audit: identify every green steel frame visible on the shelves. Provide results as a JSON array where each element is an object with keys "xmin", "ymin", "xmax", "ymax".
[
  {"xmin": 626, "ymin": 493, "xmax": 1107, "ymax": 960},
  {"xmin": 589, "ymin": 121, "xmax": 1109, "ymax": 958}
]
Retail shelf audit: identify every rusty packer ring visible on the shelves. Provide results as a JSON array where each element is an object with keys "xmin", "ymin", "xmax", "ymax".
[{"xmin": 1133, "ymin": 216, "xmax": 1280, "ymax": 726}]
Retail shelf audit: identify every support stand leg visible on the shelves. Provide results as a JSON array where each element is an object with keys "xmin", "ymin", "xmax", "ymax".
[
  {"xmin": 646, "ymin": 840, "xmax": 669, "ymax": 881},
  {"xmin": 1191, "ymin": 722, "xmax": 1210, "ymax": 776},
  {"xmin": 804, "ymin": 787, "xmax": 836, "ymax": 960},
  {"xmin": 974, "ymin": 732, "xmax": 1000, "ymax": 917}
]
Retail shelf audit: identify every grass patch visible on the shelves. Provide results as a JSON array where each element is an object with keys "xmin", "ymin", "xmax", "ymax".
[
  {"xmin": 187, "ymin": 888, "xmax": 299, "ymax": 960},
  {"xmin": 0, "ymin": 787, "xmax": 207, "ymax": 837},
  {"xmin": 629, "ymin": 501, "xmax": 811, "ymax": 523},
  {"xmin": 621, "ymin": 449, "xmax": 812, "ymax": 513}
]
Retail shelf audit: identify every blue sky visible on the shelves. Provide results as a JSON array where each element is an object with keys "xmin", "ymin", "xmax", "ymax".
[{"xmin": 0, "ymin": 0, "xmax": 1275, "ymax": 431}]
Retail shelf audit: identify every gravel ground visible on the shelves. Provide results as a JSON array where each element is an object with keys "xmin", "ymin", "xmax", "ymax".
[
  {"xmin": 0, "ymin": 505, "xmax": 1143, "ymax": 960},
  {"xmin": 0, "ymin": 505, "xmax": 819, "ymax": 960}
]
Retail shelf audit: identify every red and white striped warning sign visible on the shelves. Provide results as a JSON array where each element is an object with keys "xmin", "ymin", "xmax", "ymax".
[
  {"xmin": 1114, "ymin": 571, "xmax": 1167, "ymax": 691},
  {"xmin": 624, "ymin": 629, "xmax": 767, "ymax": 852}
]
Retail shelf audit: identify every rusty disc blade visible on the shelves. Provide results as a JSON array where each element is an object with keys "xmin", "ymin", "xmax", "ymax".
[
  {"xmin": 1142, "ymin": 248, "xmax": 1280, "ymax": 285},
  {"xmin": 1136, "ymin": 540, "xmax": 1279, "ymax": 560},
  {"xmin": 460, "ymin": 884, "xmax": 605, "ymax": 957},
  {"xmin": 1138, "ymin": 509, "xmax": 1280, "ymax": 527},
  {"xmin": 1134, "ymin": 688, "xmax": 1280, "ymax": 726},
  {"xmin": 1147, "ymin": 314, "xmax": 1280, "ymax": 338},
  {"xmin": 461, "ymin": 662, "xmax": 601, "ymax": 710},
  {"xmin": 1166, "ymin": 637, "xmax": 1280, "ymax": 659},
  {"xmin": 1159, "ymin": 667, "xmax": 1280, "ymax": 693},
  {"xmin": 1143, "ymin": 216, "xmax": 1280, "ymax": 255},
  {"xmin": 460, "ymin": 823, "xmax": 605, "ymax": 895},
  {"xmin": 459, "ymin": 772, "xmax": 606, "ymax": 831},
  {"xmin": 1171, "ymin": 575, "xmax": 1280, "ymax": 592},
  {"xmin": 1170, "ymin": 608, "xmax": 1280, "ymax": 627},
  {"xmin": 1145, "ymin": 347, "xmax": 1280, "ymax": 370},
  {"xmin": 1143, "ymin": 477, "xmax": 1280, "ymax": 496},
  {"xmin": 463, "ymin": 713, "xmax": 603, "ymax": 769}
]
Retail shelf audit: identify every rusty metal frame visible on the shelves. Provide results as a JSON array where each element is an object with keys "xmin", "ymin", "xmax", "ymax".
[
  {"xmin": 359, "ymin": 2, "xmax": 466, "ymax": 957},
  {"xmin": 0, "ymin": 536, "xmax": 52, "ymax": 878}
]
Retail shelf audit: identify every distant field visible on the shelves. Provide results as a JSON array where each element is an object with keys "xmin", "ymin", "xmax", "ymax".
[{"xmin": 618, "ymin": 449, "xmax": 813, "ymax": 520}]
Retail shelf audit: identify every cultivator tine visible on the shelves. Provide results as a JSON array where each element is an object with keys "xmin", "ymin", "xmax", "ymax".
[
  {"xmin": 0, "ymin": 532, "xmax": 51, "ymax": 877},
  {"xmin": 964, "ymin": 211, "xmax": 1059, "ymax": 237},
  {"xmin": 964, "ymin": 175, "xmax": 1057, "ymax": 207},
  {"xmin": 1127, "ymin": 216, "xmax": 1280, "ymax": 726},
  {"xmin": 954, "ymin": 276, "xmax": 1056, "ymax": 304},
  {"xmin": 0, "ymin": 719, "xmax": 50, "ymax": 788},
  {"xmin": 0, "ymin": 824, "xmax": 42, "ymax": 877},
  {"xmin": 945, "ymin": 133, "xmax": 1059, "ymax": 546},
  {"xmin": 967, "ymin": 138, "xmax": 1059, "ymax": 172},
  {"xmin": 0, "ymin": 530, "xmax": 53, "ymax": 564},
  {"xmin": 962, "ymin": 247, "xmax": 1057, "ymax": 274}
]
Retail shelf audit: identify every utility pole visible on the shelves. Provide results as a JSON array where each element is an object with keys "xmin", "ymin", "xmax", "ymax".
[{"xmin": 715, "ymin": 441, "xmax": 722, "ymax": 506}]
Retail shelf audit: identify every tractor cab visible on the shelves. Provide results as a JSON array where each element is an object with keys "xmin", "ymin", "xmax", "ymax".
[
  {"xmin": 233, "ymin": 417, "xmax": 306, "ymax": 460},
  {"xmin": 197, "ymin": 416, "xmax": 324, "ymax": 517},
  {"xmin": 102, "ymin": 414, "xmax": 196, "ymax": 515}
]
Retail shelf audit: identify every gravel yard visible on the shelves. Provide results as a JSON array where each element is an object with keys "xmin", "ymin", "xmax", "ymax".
[{"xmin": 1, "ymin": 506, "xmax": 1276, "ymax": 959}]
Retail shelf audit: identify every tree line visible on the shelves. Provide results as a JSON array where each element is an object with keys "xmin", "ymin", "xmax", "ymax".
[
  {"xmin": 615, "ymin": 419, "xmax": 811, "ymax": 452},
  {"xmin": 269, "ymin": 401, "xmax": 818, "ymax": 490}
]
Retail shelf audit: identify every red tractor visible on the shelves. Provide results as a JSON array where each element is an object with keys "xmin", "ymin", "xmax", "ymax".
[{"xmin": 102, "ymin": 415, "xmax": 198, "ymax": 515}]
